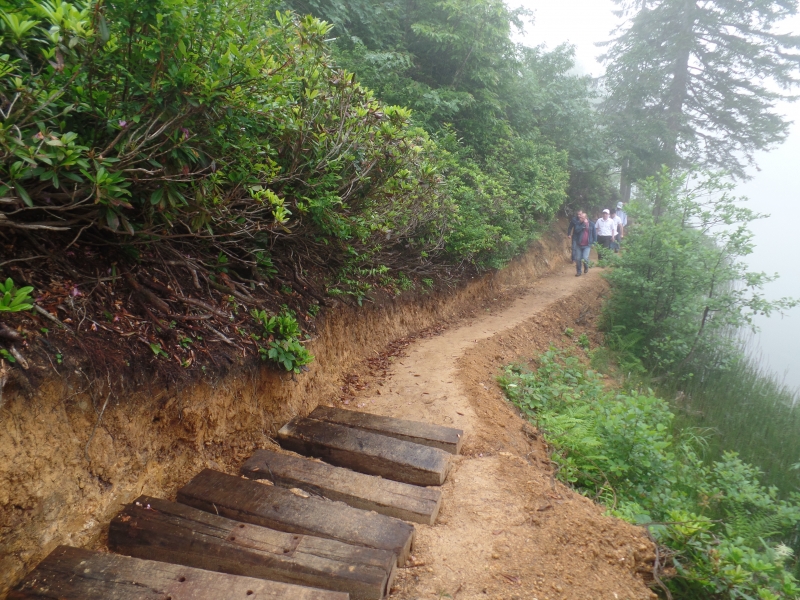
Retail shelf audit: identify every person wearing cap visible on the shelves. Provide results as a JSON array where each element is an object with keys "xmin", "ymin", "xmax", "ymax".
[
  {"xmin": 615, "ymin": 201, "xmax": 628, "ymax": 244},
  {"xmin": 595, "ymin": 209, "xmax": 617, "ymax": 260}
]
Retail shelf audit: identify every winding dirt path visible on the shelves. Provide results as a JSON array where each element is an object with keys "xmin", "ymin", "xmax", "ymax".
[{"xmin": 330, "ymin": 263, "xmax": 657, "ymax": 600}]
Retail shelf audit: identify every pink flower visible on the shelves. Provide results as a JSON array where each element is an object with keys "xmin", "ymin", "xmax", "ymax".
[
  {"xmin": 119, "ymin": 120, "xmax": 128, "ymax": 128},
  {"xmin": 70, "ymin": 286, "xmax": 82, "ymax": 297}
]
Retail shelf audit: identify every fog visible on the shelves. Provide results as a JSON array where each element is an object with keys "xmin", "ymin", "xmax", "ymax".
[{"xmin": 512, "ymin": 0, "xmax": 800, "ymax": 391}]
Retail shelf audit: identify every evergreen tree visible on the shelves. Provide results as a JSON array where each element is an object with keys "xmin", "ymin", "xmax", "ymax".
[{"xmin": 602, "ymin": 0, "xmax": 800, "ymax": 196}]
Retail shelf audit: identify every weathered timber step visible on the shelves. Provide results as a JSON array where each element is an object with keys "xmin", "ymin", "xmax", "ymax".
[
  {"xmin": 278, "ymin": 417, "xmax": 451, "ymax": 486},
  {"xmin": 309, "ymin": 405, "xmax": 464, "ymax": 455},
  {"xmin": 242, "ymin": 449, "xmax": 442, "ymax": 525},
  {"xmin": 8, "ymin": 545, "xmax": 347, "ymax": 600},
  {"xmin": 177, "ymin": 468, "xmax": 415, "ymax": 566},
  {"xmin": 108, "ymin": 495, "xmax": 395, "ymax": 600}
]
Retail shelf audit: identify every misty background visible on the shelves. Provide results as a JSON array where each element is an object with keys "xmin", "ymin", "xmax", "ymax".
[{"xmin": 512, "ymin": 0, "xmax": 800, "ymax": 391}]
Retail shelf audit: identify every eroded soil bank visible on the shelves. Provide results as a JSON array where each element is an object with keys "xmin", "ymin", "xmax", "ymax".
[{"xmin": 1, "ymin": 230, "xmax": 569, "ymax": 595}]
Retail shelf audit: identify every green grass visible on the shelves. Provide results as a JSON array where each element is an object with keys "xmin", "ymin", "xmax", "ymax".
[{"xmin": 666, "ymin": 351, "xmax": 800, "ymax": 498}]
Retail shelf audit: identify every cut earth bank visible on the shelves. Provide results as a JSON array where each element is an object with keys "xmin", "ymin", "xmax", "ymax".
[{"xmin": 0, "ymin": 227, "xmax": 656, "ymax": 599}]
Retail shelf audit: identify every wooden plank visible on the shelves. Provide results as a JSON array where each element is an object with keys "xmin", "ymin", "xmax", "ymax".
[
  {"xmin": 241, "ymin": 449, "xmax": 442, "ymax": 525},
  {"xmin": 309, "ymin": 406, "xmax": 463, "ymax": 454},
  {"xmin": 108, "ymin": 496, "xmax": 395, "ymax": 600},
  {"xmin": 177, "ymin": 469, "xmax": 415, "ymax": 566},
  {"xmin": 278, "ymin": 418, "xmax": 451, "ymax": 486},
  {"xmin": 8, "ymin": 545, "xmax": 348, "ymax": 600}
]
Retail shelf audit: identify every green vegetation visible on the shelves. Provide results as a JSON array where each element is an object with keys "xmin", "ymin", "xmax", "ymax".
[
  {"xmin": 0, "ymin": 278, "xmax": 33, "ymax": 313},
  {"xmin": 0, "ymin": 0, "xmax": 601, "ymax": 279},
  {"xmin": 251, "ymin": 307, "xmax": 314, "ymax": 372},
  {"xmin": 1, "ymin": 0, "xmax": 609, "ymax": 373},
  {"xmin": 1, "ymin": 0, "xmax": 449, "ymax": 273},
  {"xmin": 601, "ymin": 170, "xmax": 796, "ymax": 374},
  {"xmin": 501, "ymin": 347, "xmax": 800, "ymax": 599},
  {"xmin": 602, "ymin": 0, "xmax": 800, "ymax": 198},
  {"xmin": 669, "ymin": 351, "xmax": 800, "ymax": 497},
  {"xmin": 597, "ymin": 169, "xmax": 800, "ymax": 495},
  {"xmin": 278, "ymin": 0, "xmax": 614, "ymax": 265}
]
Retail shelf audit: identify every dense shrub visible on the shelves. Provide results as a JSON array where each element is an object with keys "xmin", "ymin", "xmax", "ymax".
[
  {"xmin": 432, "ymin": 130, "xmax": 567, "ymax": 268},
  {"xmin": 279, "ymin": 0, "xmax": 608, "ymax": 266},
  {"xmin": 0, "ymin": 0, "xmax": 451, "ymax": 274}
]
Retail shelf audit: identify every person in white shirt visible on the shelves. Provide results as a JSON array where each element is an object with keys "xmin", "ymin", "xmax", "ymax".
[{"xmin": 595, "ymin": 209, "xmax": 617, "ymax": 260}]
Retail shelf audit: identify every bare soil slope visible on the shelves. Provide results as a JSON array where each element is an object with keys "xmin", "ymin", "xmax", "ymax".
[{"xmin": 328, "ymin": 265, "xmax": 657, "ymax": 600}]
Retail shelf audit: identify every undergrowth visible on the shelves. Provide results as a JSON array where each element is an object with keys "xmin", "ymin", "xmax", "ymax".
[
  {"xmin": 251, "ymin": 307, "xmax": 313, "ymax": 372},
  {"xmin": 500, "ymin": 346, "xmax": 800, "ymax": 600}
]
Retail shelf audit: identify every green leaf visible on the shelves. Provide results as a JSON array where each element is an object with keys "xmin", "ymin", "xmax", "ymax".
[
  {"xmin": 97, "ymin": 14, "xmax": 110, "ymax": 42},
  {"xmin": 13, "ymin": 183, "xmax": 32, "ymax": 207}
]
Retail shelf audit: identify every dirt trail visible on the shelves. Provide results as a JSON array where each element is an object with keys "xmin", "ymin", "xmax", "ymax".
[{"xmin": 330, "ymin": 264, "xmax": 657, "ymax": 600}]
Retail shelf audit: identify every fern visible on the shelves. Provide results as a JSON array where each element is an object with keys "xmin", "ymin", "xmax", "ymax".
[{"xmin": 725, "ymin": 504, "xmax": 784, "ymax": 546}]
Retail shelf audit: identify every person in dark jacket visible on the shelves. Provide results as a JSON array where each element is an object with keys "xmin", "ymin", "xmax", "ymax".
[
  {"xmin": 571, "ymin": 212, "xmax": 596, "ymax": 276},
  {"xmin": 566, "ymin": 211, "xmax": 582, "ymax": 263}
]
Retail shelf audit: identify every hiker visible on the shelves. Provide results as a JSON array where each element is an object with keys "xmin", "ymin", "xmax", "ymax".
[
  {"xmin": 615, "ymin": 201, "xmax": 628, "ymax": 243},
  {"xmin": 572, "ymin": 212, "xmax": 595, "ymax": 276},
  {"xmin": 567, "ymin": 210, "xmax": 583, "ymax": 263},
  {"xmin": 595, "ymin": 209, "xmax": 617, "ymax": 260}
]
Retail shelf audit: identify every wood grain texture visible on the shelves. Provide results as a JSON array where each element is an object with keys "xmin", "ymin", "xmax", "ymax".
[
  {"xmin": 108, "ymin": 496, "xmax": 395, "ymax": 600},
  {"xmin": 177, "ymin": 469, "xmax": 414, "ymax": 565},
  {"xmin": 8, "ymin": 545, "xmax": 348, "ymax": 600},
  {"xmin": 309, "ymin": 406, "xmax": 463, "ymax": 454},
  {"xmin": 241, "ymin": 449, "xmax": 442, "ymax": 525},
  {"xmin": 277, "ymin": 418, "xmax": 451, "ymax": 486}
]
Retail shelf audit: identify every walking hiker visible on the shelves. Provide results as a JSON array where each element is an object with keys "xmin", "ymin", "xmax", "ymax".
[
  {"xmin": 572, "ymin": 212, "xmax": 595, "ymax": 276},
  {"xmin": 595, "ymin": 209, "xmax": 617, "ymax": 260},
  {"xmin": 567, "ymin": 210, "xmax": 582, "ymax": 263}
]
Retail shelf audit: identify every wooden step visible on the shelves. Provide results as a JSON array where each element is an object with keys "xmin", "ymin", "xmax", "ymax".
[
  {"xmin": 177, "ymin": 469, "xmax": 415, "ymax": 566},
  {"xmin": 241, "ymin": 449, "xmax": 442, "ymax": 525},
  {"xmin": 309, "ymin": 406, "xmax": 463, "ymax": 454},
  {"xmin": 8, "ymin": 545, "xmax": 347, "ymax": 600},
  {"xmin": 108, "ymin": 496, "xmax": 395, "ymax": 600},
  {"xmin": 278, "ymin": 417, "xmax": 451, "ymax": 486}
]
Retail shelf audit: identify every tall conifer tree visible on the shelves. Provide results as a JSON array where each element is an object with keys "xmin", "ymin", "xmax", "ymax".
[{"xmin": 602, "ymin": 0, "xmax": 800, "ymax": 197}]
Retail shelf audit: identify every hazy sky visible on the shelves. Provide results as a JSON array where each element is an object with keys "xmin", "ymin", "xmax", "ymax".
[{"xmin": 510, "ymin": 0, "xmax": 800, "ymax": 391}]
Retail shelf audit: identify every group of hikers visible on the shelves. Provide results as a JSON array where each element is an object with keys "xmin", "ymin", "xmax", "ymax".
[{"xmin": 567, "ymin": 202, "xmax": 628, "ymax": 277}]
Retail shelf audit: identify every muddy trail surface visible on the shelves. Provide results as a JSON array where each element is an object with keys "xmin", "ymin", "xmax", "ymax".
[{"xmin": 330, "ymin": 264, "xmax": 657, "ymax": 600}]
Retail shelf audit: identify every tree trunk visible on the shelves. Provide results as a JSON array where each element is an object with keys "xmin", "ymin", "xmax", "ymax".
[
  {"xmin": 620, "ymin": 156, "xmax": 632, "ymax": 202},
  {"xmin": 663, "ymin": 0, "xmax": 697, "ymax": 166}
]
